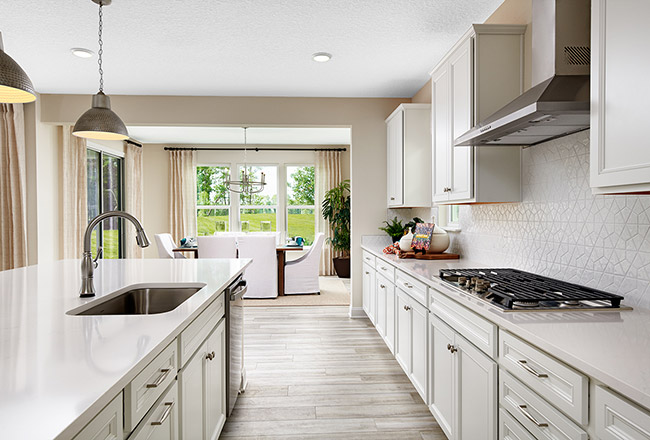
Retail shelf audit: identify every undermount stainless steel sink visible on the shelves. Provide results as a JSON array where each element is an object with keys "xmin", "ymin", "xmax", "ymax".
[{"xmin": 69, "ymin": 284, "xmax": 206, "ymax": 316}]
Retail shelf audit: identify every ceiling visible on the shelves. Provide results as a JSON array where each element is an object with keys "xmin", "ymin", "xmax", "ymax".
[
  {"xmin": 127, "ymin": 126, "xmax": 351, "ymax": 145},
  {"xmin": 1, "ymin": 0, "xmax": 504, "ymax": 98}
]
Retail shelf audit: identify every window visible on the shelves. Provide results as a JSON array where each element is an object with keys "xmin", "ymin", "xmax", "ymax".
[
  {"xmin": 449, "ymin": 205, "xmax": 460, "ymax": 225},
  {"xmin": 287, "ymin": 165, "xmax": 316, "ymax": 245},
  {"xmin": 196, "ymin": 165, "xmax": 231, "ymax": 236},
  {"xmin": 239, "ymin": 165, "xmax": 277, "ymax": 233},
  {"xmin": 87, "ymin": 149, "xmax": 124, "ymax": 259}
]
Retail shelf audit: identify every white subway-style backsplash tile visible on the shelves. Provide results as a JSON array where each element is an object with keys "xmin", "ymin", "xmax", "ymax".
[{"xmin": 451, "ymin": 130, "xmax": 650, "ymax": 307}]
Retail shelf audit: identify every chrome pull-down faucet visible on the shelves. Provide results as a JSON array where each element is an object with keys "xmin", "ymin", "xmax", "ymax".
[{"xmin": 80, "ymin": 211, "xmax": 150, "ymax": 297}]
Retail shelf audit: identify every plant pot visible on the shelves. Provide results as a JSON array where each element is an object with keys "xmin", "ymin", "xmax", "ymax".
[{"xmin": 333, "ymin": 257, "xmax": 350, "ymax": 278}]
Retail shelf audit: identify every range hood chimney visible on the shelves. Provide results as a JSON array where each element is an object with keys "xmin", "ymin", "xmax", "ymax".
[{"xmin": 456, "ymin": 0, "xmax": 591, "ymax": 147}]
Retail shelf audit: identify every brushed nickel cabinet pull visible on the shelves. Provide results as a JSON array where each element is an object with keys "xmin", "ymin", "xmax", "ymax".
[
  {"xmin": 151, "ymin": 401, "xmax": 175, "ymax": 426},
  {"xmin": 206, "ymin": 351, "xmax": 216, "ymax": 361},
  {"xmin": 518, "ymin": 404, "xmax": 548, "ymax": 428},
  {"xmin": 403, "ymin": 305, "xmax": 411, "ymax": 311},
  {"xmin": 517, "ymin": 359, "xmax": 548, "ymax": 378},
  {"xmin": 146, "ymin": 368, "xmax": 171, "ymax": 388}
]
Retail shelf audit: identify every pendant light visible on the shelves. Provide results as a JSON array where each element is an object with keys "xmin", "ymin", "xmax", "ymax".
[
  {"xmin": 73, "ymin": 0, "xmax": 128, "ymax": 141},
  {"xmin": 0, "ymin": 32, "xmax": 36, "ymax": 103},
  {"xmin": 225, "ymin": 128, "xmax": 266, "ymax": 195}
]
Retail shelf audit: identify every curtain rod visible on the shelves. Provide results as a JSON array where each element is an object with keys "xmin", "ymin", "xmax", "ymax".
[
  {"xmin": 163, "ymin": 146, "xmax": 347, "ymax": 152},
  {"xmin": 126, "ymin": 139, "xmax": 143, "ymax": 148}
]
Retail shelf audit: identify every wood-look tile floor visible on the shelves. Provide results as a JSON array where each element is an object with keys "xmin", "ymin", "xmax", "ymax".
[{"xmin": 221, "ymin": 306, "xmax": 446, "ymax": 439}]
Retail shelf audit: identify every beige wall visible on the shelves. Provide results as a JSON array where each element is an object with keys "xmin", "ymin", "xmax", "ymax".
[
  {"xmin": 38, "ymin": 94, "xmax": 407, "ymax": 312},
  {"xmin": 411, "ymin": 80, "xmax": 432, "ymax": 104},
  {"xmin": 141, "ymin": 143, "xmax": 350, "ymax": 259}
]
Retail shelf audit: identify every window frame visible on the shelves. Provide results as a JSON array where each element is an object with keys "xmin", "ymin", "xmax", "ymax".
[
  {"xmin": 236, "ymin": 163, "xmax": 280, "ymax": 234},
  {"xmin": 196, "ymin": 164, "xmax": 232, "ymax": 235},
  {"xmin": 285, "ymin": 163, "xmax": 316, "ymax": 244},
  {"xmin": 437, "ymin": 204, "xmax": 461, "ymax": 232}
]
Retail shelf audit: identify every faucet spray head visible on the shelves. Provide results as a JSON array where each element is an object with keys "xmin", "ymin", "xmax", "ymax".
[{"xmin": 136, "ymin": 229, "xmax": 151, "ymax": 248}]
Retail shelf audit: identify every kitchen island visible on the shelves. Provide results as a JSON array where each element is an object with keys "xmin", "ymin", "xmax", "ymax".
[{"xmin": 0, "ymin": 258, "xmax": 250, "ymax": 440}]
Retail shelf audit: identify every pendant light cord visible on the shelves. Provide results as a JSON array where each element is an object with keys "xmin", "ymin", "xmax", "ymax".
[{"xmin": 97, "ymin": 3, "xmax": 104, "ymax": 92}]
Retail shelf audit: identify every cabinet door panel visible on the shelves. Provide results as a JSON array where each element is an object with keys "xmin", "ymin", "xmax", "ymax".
[
  {"xmin": 206, "ymin": 320, "xmax": 227, "ymax": 440},
  {"xmin": 457, "ymin": 335, "xmax": 497, "ymax": 440},
  {"xmin": 432, "ymin": 65, "xmax": 450, "ymax": 203},
  {"xmin": 410, "ymin": 300, "xmax": 428, "ymax": 403},
  {"xmin": 395, "ymin": 291, "xmax": 411, "ymax": 374},
  {"xmin": 130, "ymin": 383, "xmax": 178, "ymax": 440},
  {"xmin": 179, "ymin": 341, "xmax": 206, "ymax": 440},
  {"xmin": 376, "ymin": 276, "xmax": 388, "ymax": 338},
  {"xmin": 362, "ymin": 264, "xmax": 373, "ymax": 319},
  {"xmin": 385, "ymin": 281, "xmax": 396, "ymax": 354},
  {"xmin": 387, "ymin": 113, "xmax": 404, "ymax": 206},
  {"xmin": 449, "ymin": 37, "xmax": 474, "ymax": 201},
  {"xmin": 73, "ymin": 394, "xmax": 123, "ymax": 440},
  {"xmin": 368, "ymin": 269, "xmax": 376, "ymax": 324},
  {"xmin": 429, "ymin": 313, "xmax": 455, "ymax": 439}
]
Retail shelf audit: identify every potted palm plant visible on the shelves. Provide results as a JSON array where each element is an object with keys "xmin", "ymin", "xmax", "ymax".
[{"xmin": 322, "ymin": 179, "xmax": 350, "ymax": 278}]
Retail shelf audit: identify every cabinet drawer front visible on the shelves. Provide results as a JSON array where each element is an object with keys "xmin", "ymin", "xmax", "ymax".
[
  {"xmin": 396, "ymin": 270, "xmax": 426, "ymax": 306},
  {"xmin": 362, "ymin": 250, "xmax": 376, "ymax": 268},
  {"xmin": 376, "ymin": 261, "xmax": 396, "ymax": 283},
  {"xmin": 125, "ymin": 342, "xmax": 177, "ymax": 432},
  {"xmin": 500, "ymin": 370, "xmax": 588, "ymax": 440},
  {"xmin": 595, "ymin": 385, "xmax": 650, "ymax": 440},
  {"xmin": 499, "ymin": 331, "xmax": 588, "ymax": 425},
  {"xmin": 179, "ymin": 293, "xmax": 225, "ymax": 367},
  {"xmin": 130, "ymin": 382, "xmax": 179, "ymax": 440},
  {"xmin": 499, "ymin": 408, "xmax": 536, "ymax": 440},
  {"xmin": 73, "ymin": 393, "xmax": 123, "ymax": 440},
  {"xmin": 430, "ymin": 288, "xmax": 496, "ymax": 359}
]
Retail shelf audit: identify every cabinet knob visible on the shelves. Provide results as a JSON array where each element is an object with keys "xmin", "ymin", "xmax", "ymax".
[
  {"xmin": 365, "ymin": 271, "xmax": 369, "ymax": 275},
  {"xmin": 390, "ymin": 197, "xmax": 395, "ymax": 200},
  {"xmin": 206, "ymin": 351, "xmax": 216, "ymax": 361},
  {"xmin": 380, "ymin": 284, "xmax": 386, "ymax": 289},
  {"xmin": 447, "ymin": 343, "xmax": 457, "ymax": 353},
  {"xmin": 403, "ymin": 305, "xmax": 411, "ymax": 311}
]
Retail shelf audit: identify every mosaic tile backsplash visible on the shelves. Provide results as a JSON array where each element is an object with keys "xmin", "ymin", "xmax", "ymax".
[{"xmin": 452, "ymin": 130, "xmax": 650, "ymax": 308}]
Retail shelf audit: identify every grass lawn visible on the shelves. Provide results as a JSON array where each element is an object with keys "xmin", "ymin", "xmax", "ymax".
[{"xmin": 198, "ymin": 213, "xmax": 316, "ymax": 244}]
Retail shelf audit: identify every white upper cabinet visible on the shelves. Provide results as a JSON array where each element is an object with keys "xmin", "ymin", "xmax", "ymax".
[
  {"xmin": 431, "ymin": 24, "xmax": 526, "ymax": 204},
  {"xmin": 590, "ymin": 0, "xmax": 650, "ymax": 194},
  {"xmin": 386, "ymin": 104, "xmax": 432, "ymax": 208}
]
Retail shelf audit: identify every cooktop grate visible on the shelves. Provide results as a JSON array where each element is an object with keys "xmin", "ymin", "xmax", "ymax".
[{"xmin": 439, "ymin": 268, "xmax": 624, "ymax": 310}]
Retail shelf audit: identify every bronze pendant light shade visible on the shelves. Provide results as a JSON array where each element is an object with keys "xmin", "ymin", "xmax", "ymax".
[
  {"xmin": 0, "ymin": 32, "xmax": 37, "ymax": 103},
  {"xmin": 73, "ymin": 0, "xmax": 128, "ymax": 141}
]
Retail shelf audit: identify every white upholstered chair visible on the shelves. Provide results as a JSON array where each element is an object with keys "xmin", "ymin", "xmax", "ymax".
[
  {"xmin": 154, "ymin": 233, "xmax": 185, "ymax": 259},
  {"xmin": 284, "ymin": 233, "xmax": 325, "ymax": 295},
  {"xmin": 237, "ymin": 235, "xmax": 278, "ymax": 299},
  {"xmin": 197, "ymin": 236, "xmax": 237, "ymax": 258}
]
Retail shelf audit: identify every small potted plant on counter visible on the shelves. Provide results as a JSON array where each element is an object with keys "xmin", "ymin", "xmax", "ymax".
[
  {"xmin": 322, "ymin": 179, "xmax": 350, "ymax": 278},
  {"xmin": 379, "ymin": 217, "xmax": 424, "ymax": 245}
]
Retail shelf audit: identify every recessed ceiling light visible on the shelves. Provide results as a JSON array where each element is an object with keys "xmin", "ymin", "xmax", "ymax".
[
  {"xmin": 312, "ymin": 52, "xmax": 332, "ymax": 63},
  {"xmin": 71, "ymin": 48, "xmax": 94, "ymax": 58}
]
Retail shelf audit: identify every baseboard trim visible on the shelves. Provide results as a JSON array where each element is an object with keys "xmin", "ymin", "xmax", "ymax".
[{"xmin": 349, "ymin": 307, "xmax": 367, "ymax": 319}]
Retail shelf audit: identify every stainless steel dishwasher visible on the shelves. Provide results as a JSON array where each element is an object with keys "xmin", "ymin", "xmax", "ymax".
[{"xmin": 225, "ymin": 275, "xmax": 247, "ymax": 416}]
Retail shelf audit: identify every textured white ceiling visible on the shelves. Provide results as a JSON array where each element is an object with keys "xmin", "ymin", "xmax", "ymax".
[
  {"xmin": 1, "ymin": 0, "xmax": 504, "ymax": 97},
  {"xmin": 127, "ymin": 126, "xmax": 351, "ymax": 145}
]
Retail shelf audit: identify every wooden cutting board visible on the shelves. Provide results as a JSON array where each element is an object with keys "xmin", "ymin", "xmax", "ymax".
[{"xmin": 398, "ymin": 251, "xmax": 460, "ymax": 260}]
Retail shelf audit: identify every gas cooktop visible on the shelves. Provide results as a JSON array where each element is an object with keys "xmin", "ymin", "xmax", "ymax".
[{"xmin": 439, "ymin": 268, "xmax": 630, "ymax": 312}]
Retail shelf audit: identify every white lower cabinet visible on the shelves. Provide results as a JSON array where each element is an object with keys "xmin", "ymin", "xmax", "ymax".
[
  {"xmin": 73, "ymin": 393, "xmax": 124, "ymax": 440},
  {"xmin": 180, "ymin": 318, "xmax": 227, "ymax": 440},
  {"xmin": 130, "ymin": 382, "xmax": 179, "ymax": 440},
  {"xmin": 595, "ymin": 385, "xmax": 650, "ymax": 440},
  {"xmin": 429, "ymin": 312, "xmax": 497, "ymax": 440},
  {"xmin": 395, "ymin": 288, "xmax": 428, "ymax": 402},
  {"xmin": 499, "ymin": 408, "xmax": 536, "ymax": 440},
  {"xmin": 362, "ymin": 262, "xmax": 376, "ymax": 324},
  {"xmin": 376, "ymin": 273, "xmax": 396, "ymax": 353}
]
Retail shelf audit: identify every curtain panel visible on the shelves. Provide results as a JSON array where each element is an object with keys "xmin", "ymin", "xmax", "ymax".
[
  {"xmin": 0, "ymin": 104, "xmax": 27, "ymax": 271},
  {"xmin": 61, "ymin": 127, "xmax": 88, "ymax": 259},
  {"xmin": 315, "ymin": 150, "xmax": 342, "ymax": 276},
  {"xmin": 124, "ymin": 142, "xmax": 144, "ymax": 258},
  {"xmin": 169, "ymin": 150, "xmax": 197, "ymax": 242}
]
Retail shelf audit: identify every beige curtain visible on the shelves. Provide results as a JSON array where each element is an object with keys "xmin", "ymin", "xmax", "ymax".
[
  {"xmin": 61, "ymin": 126, "xmax": 88, "ymax": 259},
  {"xmin": 124, "ymin": 142, "xmax": 144, "ymax": 258},
  {"xmin": 315, "ymin": 150, "xmax": 342, "ymax": 275},
  {"xmin": 169, "ymin": 150, "xmax": 197, "ymax": 242},
  {"xmin": 0, "ymin": 104, "xmax": 27, "ymax": 271}
]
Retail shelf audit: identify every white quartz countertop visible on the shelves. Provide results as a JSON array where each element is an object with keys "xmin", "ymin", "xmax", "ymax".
[
  {"xmin": 0, "ymin": 258, "xmax": 250, "ymax": 440},
  {"xmin": 361, "ymin": 237, "xmax": 650, "ymax": 411}
]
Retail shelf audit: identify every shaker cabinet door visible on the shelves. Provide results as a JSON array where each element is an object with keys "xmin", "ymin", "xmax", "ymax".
[{"xmin": 429, "ymin": 314, "xmax": 455, "ymax": 439}]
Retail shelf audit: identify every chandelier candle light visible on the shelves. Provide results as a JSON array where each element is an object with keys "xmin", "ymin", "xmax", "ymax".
[
  {"xmin": 73, "ymin": 0, "xmax": 128, "ymax": 141},
  {"xmin": 225, "ymin": 127, "xmax": 266, "ymax": 195}
]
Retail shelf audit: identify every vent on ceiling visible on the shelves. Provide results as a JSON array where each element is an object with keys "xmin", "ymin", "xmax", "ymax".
[{"xmin": 564, "ymin": 46, "xmax": 590, "ymax": 66}]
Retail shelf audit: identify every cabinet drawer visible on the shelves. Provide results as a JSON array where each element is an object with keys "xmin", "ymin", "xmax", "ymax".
[
  {"xmin": 362, "ymin": 250, "xmax": 376, "ymax": 267},
  {"xmin": 430, "ymin": 288, "xmax": 497, "ymax": 359},
  {"xmin": 178, "ymin": 293, "xmax": 225, "ymax": 367},
  {"xmin": 73, "ymin": 393, "xmax": 123, "ymax": 440},
  {"xmin": 500, "ymin": 370, "xmax": 588, "ymax": 440},
  {"xmin": 395, "ymin": 270, "xmax": 427, "ymax": 307},
  {"xmin": 130, "ymin": 382, "xmax": 179, "ymax": 440},
  {"xmin": 499, "ymin": 330, "xmax": 588, "ymax": 425},
  {"xmin": 125, "ymin": 341, "xmax": 177, "ymax": 432},
  {"xmin": 499, "ymin": 408, "xmax": 536, "ymax": 440},
  {"xmin": 595, "ymin": 385, "xmax": 650, "ymax": 440},
  {"xmin": 376, "ymin": 261, "xmax": 395, "ymax": 283}
]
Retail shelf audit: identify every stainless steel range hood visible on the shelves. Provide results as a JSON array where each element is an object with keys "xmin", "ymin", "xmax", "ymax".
[{"xmin": 456, "ymin": 0, "xmax": 591, "ymax": 147}]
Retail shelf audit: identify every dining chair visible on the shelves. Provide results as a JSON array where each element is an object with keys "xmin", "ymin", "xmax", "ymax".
[
  {"xmin": 284, "ymin": 233, "xmax": 325, "ymax": 295},
  {"xmin": 237, "ymin": 235, "xmax": 277, "ymax": 298},
  {"xmin": 197, "ymin": 236, "xmax": 237, "ymax": 258},
  {"xmin": 154, "ymin": 233, "xmax": 185, "ymax": 259}
]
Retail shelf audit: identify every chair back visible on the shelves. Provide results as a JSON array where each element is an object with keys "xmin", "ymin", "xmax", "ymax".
[
  {"xmin": 237, "ymin": 235, "xmax": 277, "ymax": 298},
  {"xmin": 154, "ymin": 233, "xmax": 176, "ymax": 259},
  {"xmin": 197, "ymin": 236, "xmax": 237, "ymax": 258},
  {"xmin": 290, "ymin": 233, "xmax": 325, "ymax": 265}
]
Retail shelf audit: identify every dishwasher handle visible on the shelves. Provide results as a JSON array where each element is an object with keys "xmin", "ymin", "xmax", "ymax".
[{"xmin": 229, "ymin": 279, "xmax": 247, "ymax": 301}]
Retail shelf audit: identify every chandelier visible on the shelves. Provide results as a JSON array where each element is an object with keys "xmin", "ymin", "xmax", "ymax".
[{"xmin": 225, "ymin": 127, "xmax": 266, "ymax": 194}]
